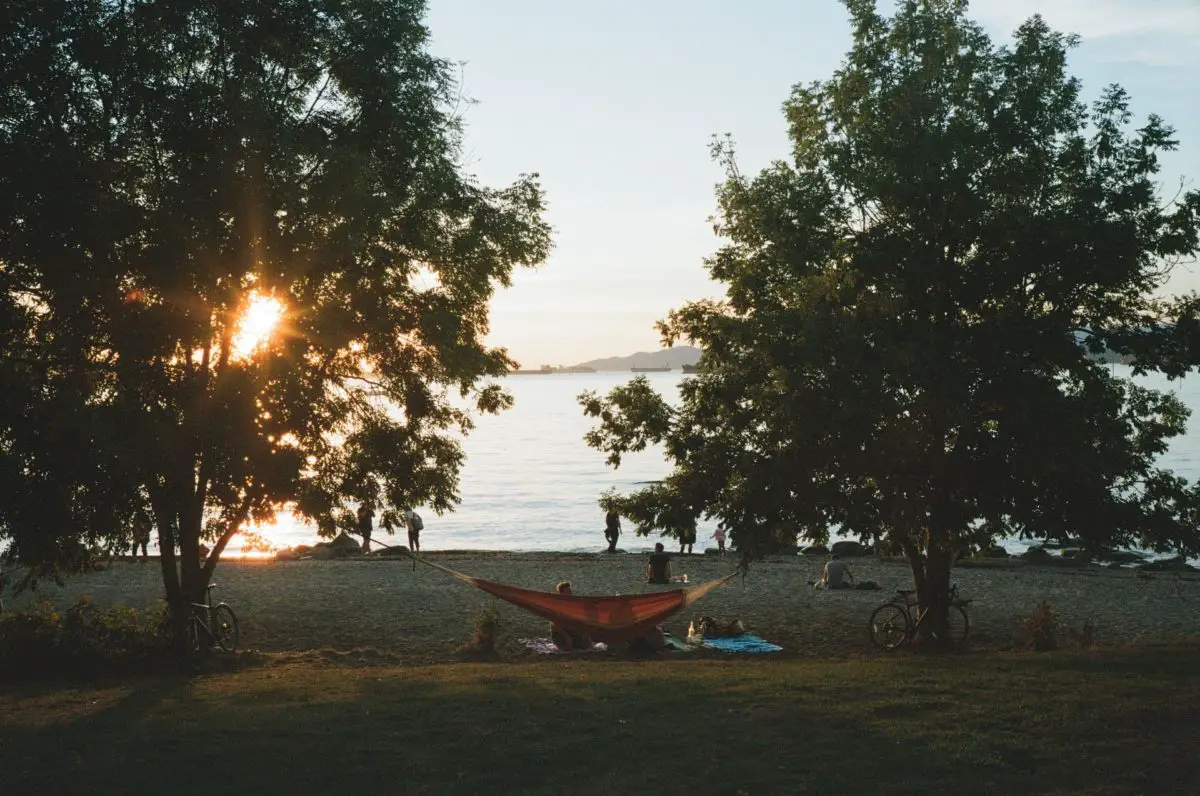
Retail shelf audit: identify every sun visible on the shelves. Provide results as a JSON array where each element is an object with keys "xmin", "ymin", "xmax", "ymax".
[{"xmin": 232, "ymin": 291, "xmax": 285, "ymax": 359}]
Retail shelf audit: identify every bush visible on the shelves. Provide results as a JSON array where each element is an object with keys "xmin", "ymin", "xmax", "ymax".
[
  {"xmin": 0, "ymin": 595, "xmax": 171, "ymax": 677},
  {"xmin": 1069, "ymin": 618, "xmax": 1097, "ymax": 650},
  {"xmin": 458, "ymin": 604, "xmax": 503, "ymax": 656},
  {"xmin": 1022, "ymin": 601, "xmax": 1058, "ymax": 651}
]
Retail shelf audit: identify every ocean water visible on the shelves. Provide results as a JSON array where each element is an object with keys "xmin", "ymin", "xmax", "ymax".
[{"xmin": 253, "ymin": 365, "xmax": 1200, "ymax": 557}]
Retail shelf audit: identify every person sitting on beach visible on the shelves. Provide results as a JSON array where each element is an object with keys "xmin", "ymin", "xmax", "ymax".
[
  {"xmin": 549, "ymin": 581, "xmax": 593, "ymax": 651},
  {"xmin": 646, "ymin": 542, "xmax": 672, "ymax": 584},
  {"xmin": 821, "ymin": 554, "xmax": 855, "ymax": 589},
  {"xmin": 626, "ymin": 624, "xmax": 668, "ymax": 655}
]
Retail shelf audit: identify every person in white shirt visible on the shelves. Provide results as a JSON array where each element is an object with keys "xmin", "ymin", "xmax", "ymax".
[{"xmin": 821, "ymin": 554, "xmax": 856, "ymax": 589}]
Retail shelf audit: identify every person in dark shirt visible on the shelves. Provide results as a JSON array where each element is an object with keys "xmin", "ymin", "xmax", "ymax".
[
  {"xmin": 357, "ymin": 503, "xmax": 374, "ymax": 554},
  {"xmin": 646, "ymin": 542, "xmax": 672, "ymax": 584},
  {"xmin": 679, "ymin": 518, "xmax": 696, "ymax": 555},
  {"xmin": 604, "ymin": 509, "xmax": 621, "ymax": 553}
]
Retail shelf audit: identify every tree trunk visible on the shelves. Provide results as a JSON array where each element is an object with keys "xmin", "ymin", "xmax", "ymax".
[{"xmin": 915, "ymin": 546, "xmax": 953, "ymax": 648}]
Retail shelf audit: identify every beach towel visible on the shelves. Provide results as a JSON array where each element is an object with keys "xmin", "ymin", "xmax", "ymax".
[
  {"xmin": 411, "ymin": 555, "xmax": 739, "ymax": 645},
  {"xmin": 699, "ymin": 634, "xmax": 782, "ymax": 653},
  {"xmin": 519, "ymin": 635, "xmax": 692, "ymax": 654}
]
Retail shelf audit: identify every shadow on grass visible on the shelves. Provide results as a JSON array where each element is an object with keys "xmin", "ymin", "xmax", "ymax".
[{"xmin": 1, "ymin": 649, "xmax": 1198, "ymax": 795}]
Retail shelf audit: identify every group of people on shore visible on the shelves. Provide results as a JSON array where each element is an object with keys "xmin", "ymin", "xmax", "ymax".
[
  {"xmin": 603, "ymin": 510, "xmax": 726, "ymax": 557},
  {"xmin": 356, "ymin": 504, "xmax": 424, "ymax": 555}
]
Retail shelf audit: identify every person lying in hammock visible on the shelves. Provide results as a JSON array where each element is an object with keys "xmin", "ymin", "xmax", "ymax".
[{"xmin": 549, "ymin": 581, "xmax": 594, "ymax": 651}]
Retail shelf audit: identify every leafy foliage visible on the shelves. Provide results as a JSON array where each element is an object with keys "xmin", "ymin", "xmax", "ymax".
[
  {"xmin": 580, "ymin": 0, "xmax": 1200, "ymax": 641},
  {"xmin": 0, "ymin": 596, "xmax": 171, "ymax": 677},
  {"xmin": 1022, "ymin": 602, "xmax": 1059, "ymax": 652},
  {"xmin": 0, "ymin": 0, "xmax": 549, "ymax": 622}
]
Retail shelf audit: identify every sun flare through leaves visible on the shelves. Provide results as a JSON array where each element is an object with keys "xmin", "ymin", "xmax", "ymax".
[{"xmin": 232, "ymin": 292, "xmax": 285, "ymax": 359}]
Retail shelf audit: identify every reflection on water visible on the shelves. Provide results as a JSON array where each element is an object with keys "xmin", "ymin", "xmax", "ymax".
[{"xmin": 233, "ymin": 366, "xmax": 1200, "ymax": 555}]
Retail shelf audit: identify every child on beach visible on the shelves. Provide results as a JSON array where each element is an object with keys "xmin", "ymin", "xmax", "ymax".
[{"xmin": 711, "ymin": 527, "xmax": 727, "ymax": 557}]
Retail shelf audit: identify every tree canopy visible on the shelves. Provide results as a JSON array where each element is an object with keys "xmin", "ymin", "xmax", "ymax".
[
  {"xmin": 580, "ymin": 0, "xmax": 1200, "ymax": 635},
  {"xmin": 0, "ymin": 0, "xmax": 550, "ymax": 614}
]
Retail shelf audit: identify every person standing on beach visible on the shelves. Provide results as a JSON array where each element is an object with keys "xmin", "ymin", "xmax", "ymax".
[
  {"xmin": 711, "ymin": 526, "xmax": 727, "ymax": 557},
  {"xmin": 679, "ymin": 516, "xmax": 696, "ymax": 555},
  {"xmin": 604, "ymin": 509, "xmax": 621, "ymax": 553},
  {"xmin": 131, "ymin": 509, "xmax": 151, "ymax": 563},
  {"xmin": 404, "ymin": 508, "xmax": 422, "ymax": 552},
  {"xmin": 357, "ymin": 503, "xmax": 375, "ymax": 554}
]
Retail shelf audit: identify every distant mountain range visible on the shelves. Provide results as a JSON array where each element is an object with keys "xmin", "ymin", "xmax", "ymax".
[{"xmin": 571, "ymin": 346, "xmax": 701, "ymax": 372}]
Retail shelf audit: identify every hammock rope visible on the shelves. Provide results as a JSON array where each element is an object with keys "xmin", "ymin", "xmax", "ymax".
[{"xmin": 407, "ymin": 551, "xmax": 739, "ymax": 645}]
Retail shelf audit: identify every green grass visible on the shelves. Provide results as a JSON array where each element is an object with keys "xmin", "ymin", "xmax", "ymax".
[{"xmin": 2, "ymin": 646, "xmax": 1198, "ymax": 795}]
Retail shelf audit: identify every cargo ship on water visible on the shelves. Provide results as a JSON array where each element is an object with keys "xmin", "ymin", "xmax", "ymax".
[
  {"xmin": 509, "ymin": 365, "xmax": 597, "ymax": 375},
  {"xmin": 631, "ymin": 366, "xmax": 671, "ymax": 373}
]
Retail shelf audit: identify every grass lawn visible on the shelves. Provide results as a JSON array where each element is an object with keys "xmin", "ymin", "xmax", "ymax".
[{"xmin": 1, "ymin": 645, "xmax": 1197, "ymax": 795}]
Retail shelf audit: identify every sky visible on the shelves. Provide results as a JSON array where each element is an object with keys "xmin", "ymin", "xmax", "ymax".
[{"xmin": 423, "ymin": 0, "xmax": 1200, "ymax": 368}]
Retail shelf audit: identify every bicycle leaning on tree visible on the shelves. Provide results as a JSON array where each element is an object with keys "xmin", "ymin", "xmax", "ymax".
[
  {"xmin": 868, "ymin": 584, "xmax": 971, "ymax": 651},
  {"xmin": 185, "ymin": 582, "xmax": 239, "ymax": 653}
]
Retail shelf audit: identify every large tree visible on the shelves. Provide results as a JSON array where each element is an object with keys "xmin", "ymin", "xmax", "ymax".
[
  {"xmin": 580, "ymin": 0, "xmax": 1200, "ymax": 641},
  {"xmin": 0, "ymin": 0, "xmax": 550, "ymax": 628}
]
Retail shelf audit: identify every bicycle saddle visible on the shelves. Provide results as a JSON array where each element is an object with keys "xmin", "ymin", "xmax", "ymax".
[{"xmin": 896, "ymin": 588, "xmax": 916, "ymax": 596}]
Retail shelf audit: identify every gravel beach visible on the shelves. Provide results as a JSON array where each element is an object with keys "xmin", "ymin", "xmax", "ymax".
[{"xmin": 5, "ymin": 551, "xmax": 1199, "ymax": 662}]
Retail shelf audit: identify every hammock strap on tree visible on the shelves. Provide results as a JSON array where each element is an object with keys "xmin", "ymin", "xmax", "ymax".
[{"xmin": 409, "ymin": 554, "xmax": 738, "ymax": 645}]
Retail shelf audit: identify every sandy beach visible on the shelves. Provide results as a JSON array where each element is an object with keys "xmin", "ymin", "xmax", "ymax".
[{"xmin": 5, "ymin": 551, "xmax": 1199, "ymax": 663}]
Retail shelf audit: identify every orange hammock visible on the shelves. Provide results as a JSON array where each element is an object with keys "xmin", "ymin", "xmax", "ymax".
[{"xmin": 414, "ymin": 555, "xmax": 738, "ymax": 645}]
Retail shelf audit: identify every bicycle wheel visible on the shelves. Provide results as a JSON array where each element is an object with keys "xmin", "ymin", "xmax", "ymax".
[
  {"xmin": 184, "ymin": 615, "xmax": 203, "ymax": 653},
  {"xmin": 211, "ymin": 604, "xmax": 239, "ymax": 652},
  {"xmin": 868, "ymin": 603, "xmax": 910, "ymax": 651},
  {"xmin": 946, "ymin": 604, "xmax": 970, "ymax": 648}
]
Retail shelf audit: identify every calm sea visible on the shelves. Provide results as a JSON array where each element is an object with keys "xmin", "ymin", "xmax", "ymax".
[{"xmin": 252, "ymin": 365, "xmax": 1200, "ymax": 557}]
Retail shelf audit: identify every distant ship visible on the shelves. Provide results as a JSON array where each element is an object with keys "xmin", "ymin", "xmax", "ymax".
[
  {"xmin": 510, "ymin": 365, "xmax": 597, "ymax": 375},
  {"xmin": 681, "ymin": 364, "xmax": 699, "ymax": 373},
  {"xmin": 631, "ymin": 366, "xmax": 671, "ymax": 373}
]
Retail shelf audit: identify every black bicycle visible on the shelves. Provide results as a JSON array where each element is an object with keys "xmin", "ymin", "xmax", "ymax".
[
  {"xmin": 186, "ymin": 583, "xmax": 239, "ymax": 653},
  {"xmin": 868, "ymin": 585, "xmax": 970, "ymax": 651}
]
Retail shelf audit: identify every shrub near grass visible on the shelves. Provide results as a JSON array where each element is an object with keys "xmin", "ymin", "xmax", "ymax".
[{"xmin": 0, "ymin": 595, "xmax": 170, "ymax": 677}]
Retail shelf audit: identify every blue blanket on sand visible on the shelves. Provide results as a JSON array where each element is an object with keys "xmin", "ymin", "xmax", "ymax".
[{"xmin": 700, "ymin": 634, "xmax": 782, "ymax": 653}]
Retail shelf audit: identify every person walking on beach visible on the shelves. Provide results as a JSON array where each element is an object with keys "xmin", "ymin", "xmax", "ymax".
[
  {"xmin": 131, "ymin": 509, "xmax": 151, "ymax": 563},
  {"xmin": 711, "ymin": 526, "xmax": 727, "ymax": 557},
  {"xmin": 604, "ymin": 509, "xmax": 621, "ymax": 553},
  {"xmin": 404, "ymin": 508, "xmax": 423, "ymax": 553},
  {"xmin": 357, "ymin": 503, "xmax": 375, "ymax": 554}
]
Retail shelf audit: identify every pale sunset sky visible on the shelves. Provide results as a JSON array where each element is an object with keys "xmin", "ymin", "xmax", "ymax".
[{"xmin": 424, "ymin": 0, "xmax": 1200, "ymax": 368}]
